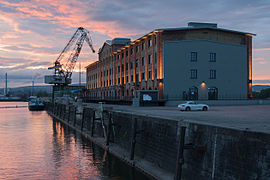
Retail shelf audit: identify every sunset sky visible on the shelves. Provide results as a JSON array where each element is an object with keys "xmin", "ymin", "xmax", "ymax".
[{"xmin": 0, "ymin": 0, "xmax": 269, "ymax": 88}]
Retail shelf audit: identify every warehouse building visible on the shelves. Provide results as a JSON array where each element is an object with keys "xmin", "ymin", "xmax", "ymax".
[{"xmin": 86, "ymin": 22, "xmax": 255, "ymax": 101}]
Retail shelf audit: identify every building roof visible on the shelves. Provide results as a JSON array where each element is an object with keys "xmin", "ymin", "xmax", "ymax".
[{"xmin": 155, "ymin": 22, "xmax": 256, "ymax": 36}]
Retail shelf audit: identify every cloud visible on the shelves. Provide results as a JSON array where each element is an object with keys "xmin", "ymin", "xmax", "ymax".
[
  {"xmin": 0, "ymin": 0, "xmax": 270, "ymax": 87},
  {"xmin": 254, "ymin": 48, "xmax": 270, "ymax": 51}
]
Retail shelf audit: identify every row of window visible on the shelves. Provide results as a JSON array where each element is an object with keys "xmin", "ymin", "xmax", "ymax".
[
  {"xmin": 190, "ymin": 69, "xmax": 216, "ymax": 79},
  {"xmin": 118, "ymin": 38, "xmax": 157, "ymax": 60},
  {"xmin": 190, "ymin": 52, "xmax": 216, "ymax": 62}
]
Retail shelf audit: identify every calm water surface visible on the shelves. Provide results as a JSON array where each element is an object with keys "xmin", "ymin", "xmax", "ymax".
[{"xmin": 0, "ymin": 102, "xmax": 150, "ymax": 180}]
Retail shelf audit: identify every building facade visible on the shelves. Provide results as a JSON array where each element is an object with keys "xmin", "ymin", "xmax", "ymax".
[{"xmin": 86, "ymin": 22, "xmax": 255, "ymax": 101}]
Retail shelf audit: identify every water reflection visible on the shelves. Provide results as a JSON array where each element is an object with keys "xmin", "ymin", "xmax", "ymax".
[{"xmin": 0, "ymin": 102, "xmax": 150, "ymax": 180}]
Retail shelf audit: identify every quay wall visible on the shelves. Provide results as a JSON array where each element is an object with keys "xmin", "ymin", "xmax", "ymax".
[{"xmin": 45, "ymin": 102, "xmax": 270, "ymax": 180}]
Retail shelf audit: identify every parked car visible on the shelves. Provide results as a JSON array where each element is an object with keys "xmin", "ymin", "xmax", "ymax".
[{"xmin": 177, "ymin": 101, "xmax": 209, "ymax": 111}]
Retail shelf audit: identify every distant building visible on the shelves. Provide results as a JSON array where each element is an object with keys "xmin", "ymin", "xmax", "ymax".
[{"xmin": 86, "ymin": 22, "xmax": 255, "ymax": 101}]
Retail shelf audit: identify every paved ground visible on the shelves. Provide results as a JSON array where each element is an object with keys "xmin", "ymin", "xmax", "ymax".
[{"xmin": 85, "ymin": 103, "xmax": 270, "ymax": 134}]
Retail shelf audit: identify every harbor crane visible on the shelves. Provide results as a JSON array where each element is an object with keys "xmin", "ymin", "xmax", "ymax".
[{"xmin": 45, "ymin": 27, "xmax": 95, "ymax": 85}]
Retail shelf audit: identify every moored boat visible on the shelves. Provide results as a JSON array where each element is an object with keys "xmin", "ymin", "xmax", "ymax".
[{"xmin": 28, "ymin": 96, "xmax": 45, "ymax": 111}]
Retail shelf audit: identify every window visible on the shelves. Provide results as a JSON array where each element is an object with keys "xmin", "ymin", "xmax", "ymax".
[
  {"xmin": 154, "ymin": 35, "xmax": 157, "ymax": 45},
  {"xmin": 118, "ymin": 54, "xmax": 120, "ymax": 60},
  {"xmin": 101, "ymin": 72, "xmax": 102, "ymax": 77},
  {"xmin": 148, "ymin": 71, "xmax": 152, "ymax": 80},
  {"xmin": 118, "ymin": 78, "xmax": 120, "ymax": 84},
  {"xmin": 210, "ymin": 70, "xmax": 216, "ymax": 79},
  {"xmin": 126, "ymin": 63, "xmax": 128, "ymax": 71},
  {"xmin": 148, "ymin": 54, "xmax": 152, "ymax": 64},
  {"xmin": 122, "ymin": 77, "xmax": 124, "ymax": 84},
  {"xmin": 141, "ymin": 72, "xmax": 145, "ymax": 80},
  {"xmin": 142, "ymin": 57, "xmax": 145, "ymax": 66},
  {"xmin": 154, "ymin": 69, "xmax": 157, "ymax": 79},
  {"xmin": 131, "ymin": 75, "xmax": 133, "ymax": 82},
  {"xmin": 130, "ymin": 61, "xmax": 133, "ymax": 69},
  {"xmin": 190, "ymin": 69, "xmax": 197, "ymax": 79},
  {"xmin": 148, "ymin": 39, "xmax": 152, "ymax": 47},
  {"xmin": 135, "ymin": 74, "xmax": 139, "ymax": 82},
  {"xmin": 142, "ymin": 41, "xmax": 145, "ymax": 51},
  {"xmin": 154, "ymin": 52, "xmax": 157, "ymax": 64},
  {"xmin": 130, "ymin": 47, "xmax": 133, "ymax": 55},
  {"xmin": 126, "ymin": 76, "xmax": 129, "ymax": 83},
  {"xmin": 121, "ymin": 64, "xmax": 124, "ymax": 71},
  {"xmin": 190, "ymin": 52, "xmax": 197, "ymax": 62},
  {"xmin": 135, "ymin": 59, "xmax": 138, "ymax": 68},
  {"xmin": 126, "ymin": 50, "xmax": 128, "ymax": 57},
  {"xmin": 121, "ymin": 52, "xmax": 124, "ymax": 59},
  {"xmin": 135, "ymin": 46, "xmax": 138, "ymax": 53},
  {"xmin": 209, "ymin": 53, "xmax": 216, "ymax": 62},
  {"xmin": 118, "ymin": 66, "xmax": 120, "ymax": 73}
]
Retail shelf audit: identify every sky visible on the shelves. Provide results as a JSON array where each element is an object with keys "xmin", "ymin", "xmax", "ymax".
[{"xmin": 0, "ymin": 0, "xmax": 270, "ymax": 88}]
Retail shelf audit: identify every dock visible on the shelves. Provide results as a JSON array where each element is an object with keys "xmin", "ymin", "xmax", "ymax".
[{"xmin": 45, "ymin": 101, "xmax": 270, "ymax": 180}]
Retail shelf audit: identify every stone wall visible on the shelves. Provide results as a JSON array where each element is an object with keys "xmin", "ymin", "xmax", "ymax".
[{"xmin": 45, "ymin": 102, "xmax": 270, "ymax": 180}]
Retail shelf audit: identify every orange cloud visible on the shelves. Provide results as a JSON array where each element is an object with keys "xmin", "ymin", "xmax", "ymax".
[{"xmin": 254, "ymin": 48, "xmax": 270, "ymax": 51}]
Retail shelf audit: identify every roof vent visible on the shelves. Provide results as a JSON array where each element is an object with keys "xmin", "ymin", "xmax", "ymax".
[{"xmin": 188, "ymin": 22, "xmax": 217, "ymax": 28}]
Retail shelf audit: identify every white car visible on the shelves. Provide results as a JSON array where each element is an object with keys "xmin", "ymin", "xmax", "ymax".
[{"xmin": 178, "ymin": 101, "xmax": 209, "ymax": 111}]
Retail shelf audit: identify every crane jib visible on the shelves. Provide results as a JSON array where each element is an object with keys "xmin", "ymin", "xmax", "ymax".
[{"xmin": 45, "ymin": 27, "xmax": 95, "ymax": 85}]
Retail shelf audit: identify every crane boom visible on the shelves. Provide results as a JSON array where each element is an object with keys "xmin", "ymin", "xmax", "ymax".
[{"xmin": 45, "ymin": 27, "xmax": 95, "ymax": 85}]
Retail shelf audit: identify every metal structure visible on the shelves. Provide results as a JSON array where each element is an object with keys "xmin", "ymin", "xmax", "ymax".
[{"xmin": 45, "ymin": 27, "xmax": 95, "ymax": 85}]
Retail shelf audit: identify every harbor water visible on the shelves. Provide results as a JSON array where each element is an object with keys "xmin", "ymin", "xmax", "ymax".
[{"xmin": 0, "ymin": 102, "xmax": 150, "ymax": 180}]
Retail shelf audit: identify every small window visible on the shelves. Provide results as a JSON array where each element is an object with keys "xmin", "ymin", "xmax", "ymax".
[
  {"xmin": 121, "ymin": 64, "xmax": 124, "ymax": 71},
  {"xmin": 130, "ymin": 47, "xmax": 133, "ymax": 55},
  {"xmin": 131, "ymin": 75, "xmax": 133, "ymax": 82},
  {"xmin": 135, "ymin": 74, "xmax": 139, "ymax": 82},
  {"xmin": 148, "ymin": 54, "xmax": 152, "ymax": 64},
  {"xmin": 190, "ymin": 52, "xmax": 197, "ymax": 62},
  {"xmin": 126, "ymin": 76, "xmax": 129, "ymax": 83},
  {"xmin": 118, "ymin": 54, "xmax": 120, "ymax": 60},
  {"xmin": 118, "ymin": 78, "xmax": 120, "ymax": 84},
  {"xmin": 126, "ymin": 63, "xmax": 128, "ymax": 71},
  {"xmin": 190, "ymin": 69, "xmax": 197, "ymax": 79},
  {"xmin": 210, "ymin": 70, "xmax": 216, "ymax": 79},
  {"xmin": 130, "ymin": 61, "xmax": 133, "ymax": 69},
  {"xmin": 209, "ymin": 53, "xmax": 216, "ymax": 62},
  {"xmin": 122, "ymin": 52, "xmax": 124, "ymax": 59},
  {"xmin": 135, "ymin": 46, "xmax": 138, "ymax": 53},
  {"xmin": 154, "ymin": 69, "xmax": 157, "ymax": 79},
  {"xmin": 118, "ymin": 66, "xmax": 120, "ymax": 73},
  {"xmin": 154, "ymin": 36, "xmax": 157, "ymax": 45},
  {"xmin": 148, "ymin": 39, "xmax": 152, "ymax": 47},
  {"xmin": 135, "ymin": 59, "xmax": 138, "ymax": 68},
  {"xmin": 122, "ymin": 77, "xmax": 124, "ymax": 84},
  {"xmin": 148, "ymin": 71, "xmax": 152, "ymax": 80},
  {"xmin": 126, "ymin": 50, "xmax": 128, "ymax": 57},
  {"xmin": 142, "ymin": 57, "xmax": 145, "ymax": 66},
  {"xmin": 154, "ymin": 52, "xmax": 157, "ymax": 64},
  {"xmin": 141, "ymin": 72, "xmax": 145, "ymax": 80},
  {"xmin": 142, "ymin": 41, "xmax": 145, "ymax": 51}
]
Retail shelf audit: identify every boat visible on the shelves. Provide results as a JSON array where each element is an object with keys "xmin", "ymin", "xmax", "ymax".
[{"xmin": 28, "ymin": 96, "xmax": 45, "ymax": 111}]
